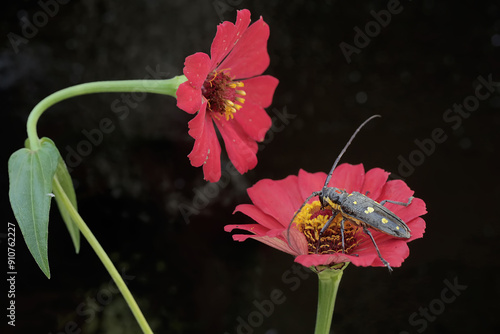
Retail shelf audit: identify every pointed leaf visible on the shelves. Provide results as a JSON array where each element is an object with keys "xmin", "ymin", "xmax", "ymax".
[
  {"xmin": 25, "ymin": 138, "xmax": 80, "ymax": 252},
  {"xmin": 40, "ymin": 138, "xmax": 80, "ymax": 253},
  {"xmin": 8, "ymin": 139, "xmax": 59, "ymax": 278}
]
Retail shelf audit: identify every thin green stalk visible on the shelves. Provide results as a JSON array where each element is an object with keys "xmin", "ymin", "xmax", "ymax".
[
  {"xmin": 52, "ymin": 176, "xmax": 153, "ymax": 334},
  {"xmin": 313, "ymin": 264, "xmax": 347, "ymax": 334},
  {"xmin": 27, "ymin": 76, "xmax": 187, "ymax": 150}
]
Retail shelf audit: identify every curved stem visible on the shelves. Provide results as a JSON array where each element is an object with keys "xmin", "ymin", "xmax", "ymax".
[
  {"xmin": 313, "ymin": 264, "xmax": 347, "ymax": 334},
  {"xmin": 52, "ymin": 176, "xmax": 153, "ymax": 334},
  {"xmin": 27, "ymin": 76, "xmax": 187, "ymax": 150}
]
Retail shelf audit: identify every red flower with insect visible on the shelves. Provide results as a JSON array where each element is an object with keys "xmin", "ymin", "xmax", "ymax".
[
  {"xmin": 224, "ymin": 163, "xmax": 427, "ymax": 269},
  {"xmin": 176, "ymin": 9, "xmax": 279, "ymax": 182}
]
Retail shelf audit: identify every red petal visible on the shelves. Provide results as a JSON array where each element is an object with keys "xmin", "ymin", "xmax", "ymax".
[
  {"xmin": 233, "ymin": 204, "xmax": 282, "ymax": 230},
  {"xmin": 297, "ymin": 170, "xmax": 326, "ymax": 200},
  {"xmin": 201, "ymin": 122, "xmax": 222, "ymax": 182},
  {"xmin": 188, "ymin": 133, "xmax": 210, "ymax": 165},
  {"xmin": 352, "ymin": 220, "xmax": 419, "ymax": 268},
  {"xmin": 285, "ymin": 228, "xmax": 309, "ymax": 256},
  {"xmin": 187, "ymin": 102, "xmax": 208, "ymax": 139},
  {"xmin": 368, "ymin": 238, "xmax": 410, "ymax": 268},
  {"xmin": 377, "ymin": 179, "xmax": 414, "ymax": 213},
  {"xmin": 224, "ymin": 223, "xmax": 268, "ymax": 236},
  {"xmin": 214, "ymin": 117, "xmax": 258, "ymax": 174},
  {"xmin": 347, "ymin": 252, "xmax": 379, "ymax": 267},
  {"xmin": 231, "ymin": 75, "xmax": 278, "ymax": 141},
  {"xmin": 295, "ymin": 252, "xmax": 377, "ymax": 268},
  {"xmin": 407, "ymin": 217, "xmax": 426, "ymax": 241},
  {"xmin": 183, "ymin": 52, "xmax": 211, "ymax": 88},
  {"xmin": 233, "ymin": 102, "xmax": 271, "ymax": 142},
  {"xmin": 176, "ymin": 82, "xmax": 202, "ymax": 114},
  {"xmin": 241, "ymin": 75, "xmax": 279, "ymax": 108},
  {"xmin": 246, "ymin": 175, "xmax": 303, "ymax": 227},
  {"xmin": 361, "ymin": 167, "xmax": 390, "ymax": 200},
  {"xmin": 224, "ymin": 223, "xmax": 303, "ymax": 257},
  {"xmin": 220, "ymin": 16, "xmax": 270, "ymax": 79},
  {"xmin": 210, "ymin": 9, "xmax": 251, "ymax": 69},
  {"xmin": 177, "ymin": 53, "xmax": 211, "ymax": 114},
  {"xmin": 187, "ymin": 109, "xmax": 222, "ymax": 182},
  {"xmin": 396, "ymin": 197, "xmax": 427, "ymax": 223},
  {"xmin": 236, "ymin": 234, "xmax": 298, "ymax": 256},
  {"xmin": 328, "ymin": 163, "xmax": 365, "ymax": 193}
]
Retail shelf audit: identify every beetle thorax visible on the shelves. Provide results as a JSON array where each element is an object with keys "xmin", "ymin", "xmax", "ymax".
[{"xmin": 321, "ymin": 187, "xmax": 349, "ymax": 207}]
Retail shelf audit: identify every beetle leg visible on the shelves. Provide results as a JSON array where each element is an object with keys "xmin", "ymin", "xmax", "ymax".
[
  {"xmin": 362, "ymin": 226, "xmax": 393, "ymax": 272},
  {"xmin": 320, "ymin": 215, "xmax": 346, "ymax": 252},
  {"xmin": 319, "ymin": 203, "xmax": 348, "ymax": 253},
  {"xmin": 319, "ymin": 214, "xmax": 336, "ymax": 235},
  {"xmin": 340, "ymin": 217, "xmax": 346, "ymax": 253},
  {"xmin": 380, "ymin": 196, "xmax": 413, "ymax": 207}
]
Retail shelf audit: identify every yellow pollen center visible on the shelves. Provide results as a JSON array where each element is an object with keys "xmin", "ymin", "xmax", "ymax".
[
  {"xmin": 203, "ymin": 70, "xmax": 246, "ymax": 121},
  {"xmin": 292, "ymin": 201, "xmax": 360, "ymax": 255}
]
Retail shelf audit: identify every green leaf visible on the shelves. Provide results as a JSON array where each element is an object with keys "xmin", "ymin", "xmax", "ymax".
[
  {"xmin": 39, "ymin": 138, "xmax": 80, "ymax": 253},
  {"xmin": 25, "ymin": 138, "xmax": 80, "ymax": 253},
  {"xmin": 8, "ymin": 139, "xmax": 59, "ymax": 278}
]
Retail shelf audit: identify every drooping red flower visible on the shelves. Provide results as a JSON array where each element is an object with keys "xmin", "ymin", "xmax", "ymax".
[
  {"xmin": 224, "ymin": 163, "xmax": 427, "ymax": 269},
  {"xmin": 176, "ymin": 9, "xmax": 279, "ymax": 182}
]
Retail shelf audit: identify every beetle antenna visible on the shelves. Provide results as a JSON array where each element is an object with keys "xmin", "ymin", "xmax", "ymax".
[{"xmin": 323, "ymin": 115, "xmax": 381, "ymax": 188}]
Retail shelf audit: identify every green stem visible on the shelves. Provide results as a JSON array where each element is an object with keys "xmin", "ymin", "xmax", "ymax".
[
  {"xmin": 313, "ymin": 264, "xmax": 347, "ymax": 334},
  {"xmin": 52, "ymin": 176, "xmax": 153, "ymax": 334},
  {"xmin": 27, "ymin": 75, "xmax": 187, "ymax": 151}
]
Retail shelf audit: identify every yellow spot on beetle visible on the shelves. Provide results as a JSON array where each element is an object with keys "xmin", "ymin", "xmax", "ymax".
[
  {"xmin": 364, "ymin": 207, "xmax": 374, "ymax": 214},
  {"xmin": 381, "ymin": 218, "xmax": 388, "ymax": 224},
  {"xmin": 353, "ymin": 201, "xmax": 357, "ymax": 204},
  {"xmin": 396, "ymin": 226, "xmax": 400, "ymax": 230}
]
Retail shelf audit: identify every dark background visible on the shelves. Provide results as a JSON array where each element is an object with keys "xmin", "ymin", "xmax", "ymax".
[{"xmin": 1, "ymin": 0, "xmax": 499, "ymax": 333}]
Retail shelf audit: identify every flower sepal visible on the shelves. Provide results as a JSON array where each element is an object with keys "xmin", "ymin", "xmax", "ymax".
[
  {"xmin": 164, "ymin": 75, "xmax": 188, "ymax": 97},
  {"xmin": 311, "ymin": 261, "xmax": 348, "ymax": 274}
]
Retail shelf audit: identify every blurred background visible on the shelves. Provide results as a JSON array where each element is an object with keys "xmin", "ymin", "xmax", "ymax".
[{"xmin": 1, "ymin": 0, "xmax": 499, "ymax": 333}]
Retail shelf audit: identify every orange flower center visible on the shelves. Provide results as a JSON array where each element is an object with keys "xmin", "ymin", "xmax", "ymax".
[
  {"xmin": 293, "ymin": 201, "xmax": 360, "ymax": 255},
  {"xmin": 202, "ymin": 70, "xmax": 246, "ymax": 120}
]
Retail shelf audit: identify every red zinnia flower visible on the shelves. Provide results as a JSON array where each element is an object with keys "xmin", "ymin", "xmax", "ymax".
[
  {"xmin": 224, "ymin": 163, "xmax": 427, "ymax": 269},
  {"xmin": 176, "ymin": 9, "xmax": 279, "ymax": 182}
]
